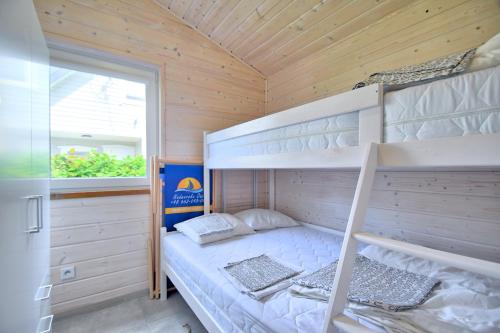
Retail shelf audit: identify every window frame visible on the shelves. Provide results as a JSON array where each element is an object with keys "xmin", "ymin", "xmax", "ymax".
[{"xmin": 49, "ymin": 46, "xmax": 160, "ymax": 191}]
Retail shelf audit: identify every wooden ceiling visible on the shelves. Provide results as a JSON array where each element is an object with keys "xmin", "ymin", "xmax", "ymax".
[{"xmin": 154, "ymin": 0, "xmax": 414, "ymax": 75}]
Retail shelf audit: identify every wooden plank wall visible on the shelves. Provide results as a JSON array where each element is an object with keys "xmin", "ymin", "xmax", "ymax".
[
  {"xmin": 265, "ymin": 1, "xmax": 500, "ymax": 264},
  {"xmin": 266, "ymin": 0, "xmax": 500, "ymax": 113},
  {"xmin": 50, "ymin": 195, "xmax": 150, "ymax": 314},
  {"xmin": 33, "ymin": 0, "xmax": 266, "ymax": 313},
  {"xmin": 34, "ymin": 0, "xmax": 266, "ymax": 161},
  {"xmin": 275, "ymin": 170, "xmax": 500, "ymax": 262},
  {"xmin": 215, "ymin": 170, "xmax": 269, "ymax": 214}
]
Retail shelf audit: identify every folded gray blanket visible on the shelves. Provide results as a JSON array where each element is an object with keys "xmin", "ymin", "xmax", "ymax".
[
  {"xmin": 224, "ymin": 254, "xmax": 301, "ymax": 292},
  {"xmin": 353, "ymin": 48, "xmax": 476, "ymax": 90},
  {"xmin": 292, "ymin": 255, "xmax": 440, "ymax": 311}
]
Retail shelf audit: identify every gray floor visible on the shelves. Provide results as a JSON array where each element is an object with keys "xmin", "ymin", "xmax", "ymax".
[{"xmin": 52, "ymin": 292, "xmax": 208, "ymax": 333}]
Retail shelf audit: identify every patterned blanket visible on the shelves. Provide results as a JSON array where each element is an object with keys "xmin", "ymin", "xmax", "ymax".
[
  {"xmin": 292, "ymin": 255, "xmax": 440, "ymax": 311},
  {"xmin": 353, "ymin": 48, "xmax": 476, "ymax": 90},
  {"xmin": 224, "ymin": 254, "xmax": 301, "ymax": 292}
]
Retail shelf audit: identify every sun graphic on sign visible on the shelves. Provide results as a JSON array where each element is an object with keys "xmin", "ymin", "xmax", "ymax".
[{"xmin": 175, "ymin": 177, "xmax": 203, "ymax": 193}]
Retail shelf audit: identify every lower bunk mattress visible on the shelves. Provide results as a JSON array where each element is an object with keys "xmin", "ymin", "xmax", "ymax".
[{"xmin": 162, "ymin": 226, "xmax": 500, "ymax": 333}]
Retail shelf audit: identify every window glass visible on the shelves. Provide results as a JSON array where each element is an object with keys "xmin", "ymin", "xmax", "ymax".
[{"xmin": 50, "ymin": 66, "xmax": 147, "ymax": 179}]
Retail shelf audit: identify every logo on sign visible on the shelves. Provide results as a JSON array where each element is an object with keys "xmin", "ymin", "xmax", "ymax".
[
  {"xmin": 170, "ymin": 177, "xmax": 204, "ymax": 207},
  {"xmin": 175, "ymin": 177, "xmax": 203, "ymax": 193}
]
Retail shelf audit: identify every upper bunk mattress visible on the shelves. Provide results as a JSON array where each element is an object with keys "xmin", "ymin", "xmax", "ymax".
[
  {"xmin": 208, "ymin": 111, "xmax": 359, "ymax": 160},
  {"xmin": 209, "ymin": 65, "xmax": 500, "ymax": 162},
  {"xmin": 162, "ymin": 226, "xmax": 500, "ymax": 333},
  {"xmin": 384, "ymin": 65, "xmax": 500, "ymax": 143}
]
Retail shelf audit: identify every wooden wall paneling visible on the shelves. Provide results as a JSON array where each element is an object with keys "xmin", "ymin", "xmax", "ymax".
[
  {"xmin": 256, "ymin": 170, "xmax": 269, "ymax": 209},
  {"xmin": 169, "ymin": 0, "xmax": 196, "ymax": 18},
  {"xmin": 154, "ymin": 0, "xmax": 175, "ymax": 12},
  {"xmin": 275, "ymin": 170, "xmax": 500, "ymax": 262},
  {"xmin": 220, "ymin": 170, "xmax": 269, "ymax": 213},
  {"xmin": 51, "ymin": 282, "xmax": 148, "ymax": 315},
  {"xmin": 267, "ymin": 0, "xmax": 500, "ymax": 112},
  {"xmin": 34, "ymin": 0, "xmax": 266, "ymax": 313},
  {"xmin": 35, "ymin": 0, "xmax": 265, "ymax": 163},
  {"xmin": 183, "ymin": 0, "xmax": 217, "ymax": 26},
  {"xmin": 51, "ymin": 233, "xmax": 149, "ymax": 267},
  {"xmin": 50, "ymin": 195, "xmax": 151, "ymax": 314},
  {"xmin": 209, "ymin": 0, "xmax": 263, "ymax": 44},
  {"xmin": 50, "ymin": 250, "xmax": 148, "ymax": 285},
  {"xmin": 51, "ymin": 220, "xmax": 149, "ymax": 247},
  {"xmin": 222, "ymin": 0, "xmax": 292, "ymax": 51},
  {"xmin": 258, "ymin": 0, "xmax": 414, "ymax": 74},
  {"xmin": 50, "ymin": 195, "xmax": 150, "ymax": 228},
  {"xmin": 234, "ymin": 0, "xmax": 322, "ymax": 59},
  {"xmin": 243, "ymin": 0, "xmax": 351, "ymax": 66},
  {"xmin": 51, "ymin": 266, "xmax": 147, "ymax": 304},
  {"xmin": 267, "ymin": 0, "xmax": 468, "ymax": 89},
  {"xmin": 196, "ymin": 0, "xmax": 240, "ymax": 34}
]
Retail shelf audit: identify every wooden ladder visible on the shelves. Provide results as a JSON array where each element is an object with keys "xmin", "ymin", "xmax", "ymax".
[{"xmin": 322, "ymin": 142, "xmax": 500, "ymax": 333}]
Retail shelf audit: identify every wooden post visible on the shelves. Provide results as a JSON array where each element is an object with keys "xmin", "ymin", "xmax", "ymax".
[
  {"xmin": 268, "ymin": 170, "xmax": 275, "ymax": 210},
  {"xmin": 155, "ymin": 156, "xmax": 162, "ymax": 298},
  {"xmin": 148, "ymin": 156, "xmax": 156, "ymax": 299},
  {"xmin": 203, "ymin": 131, "xmax": 210, "ymax": 214},
  {"xmin": 322, "ymin": 143, "xmax": 378, "ymax": 333},
  {"xmin": 358, "ymin": 84, "xmax": 383, "ymax": 146}
]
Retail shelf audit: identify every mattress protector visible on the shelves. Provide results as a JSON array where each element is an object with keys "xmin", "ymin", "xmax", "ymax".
[
  {"xmin": 163, "ymin": 226, "xmax": 500, "ymax": 333},
  {"xmin": 384, "ymin": 65, "xmax": 500, "ymax": 142}
]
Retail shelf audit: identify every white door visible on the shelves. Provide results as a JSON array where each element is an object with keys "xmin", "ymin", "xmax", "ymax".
[{"xmin": 0, "ymin": 1, "xmax": 51, "ymax": 332}]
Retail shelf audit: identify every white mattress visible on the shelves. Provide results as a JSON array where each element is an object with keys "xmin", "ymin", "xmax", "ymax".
[
  {"xmin": 384, "ymin": 65, "xmax": 500, "ymax": 143},
  {"xmin": 208, "ymin": 112, "xmax": 359, "ymax": 160},
  {"xmin": 208, "ymin": 66, "xmax": 500, "ymax": 162},
  {"xmin": 163, "ymin": 226, "xmax": 500, "ymax": 333}
]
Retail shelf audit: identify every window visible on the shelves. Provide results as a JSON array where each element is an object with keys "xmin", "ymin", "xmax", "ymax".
[{"xmin": 49, "ymin": 47, "xmax": 159, "ymax": 190}]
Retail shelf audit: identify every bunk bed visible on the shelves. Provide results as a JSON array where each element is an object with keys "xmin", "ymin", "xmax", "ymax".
[{"xmin": 160, "ymin": 64, "xmax": 500, "ymax": 333}]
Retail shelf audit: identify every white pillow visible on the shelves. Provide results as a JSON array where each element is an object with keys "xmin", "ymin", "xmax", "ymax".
[
  {"xmin": 468, "ymin": 33, "xmax": 500, "ymax": 72},
  {"xmin": 174, "ymin": 213, "xmax": 254, "ymax": 245},
  {"xmin": 235, "ymin": 209, "xmax": 299, "ymax": 230}
]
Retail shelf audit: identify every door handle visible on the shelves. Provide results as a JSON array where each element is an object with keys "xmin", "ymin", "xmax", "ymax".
[
  {"xmin": 37, "ymin": 195, "xmax": 43, "ymax": 230},
  {"xmin": 24, "ymin": 195, "xmax": 43, "ymax": 233}
]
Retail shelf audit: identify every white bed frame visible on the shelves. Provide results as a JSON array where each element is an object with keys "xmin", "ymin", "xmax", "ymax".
[{"xmin": 160, "ymin": 83, "xmax": 500, "ymax": 333}]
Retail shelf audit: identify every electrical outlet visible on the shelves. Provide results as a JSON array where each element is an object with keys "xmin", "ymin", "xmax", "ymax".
[{"xmin": 60, "ymin": 265, "xmax": 75, "ymax": 281}]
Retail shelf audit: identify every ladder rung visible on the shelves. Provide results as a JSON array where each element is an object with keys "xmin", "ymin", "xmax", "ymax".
[
  {"xmin": 333, "ymin": 314, "xmax": 374, "ymax": 333},
  {"xmin": 353, "ymin": 232, "xmax": 500, "ymax": 280}
]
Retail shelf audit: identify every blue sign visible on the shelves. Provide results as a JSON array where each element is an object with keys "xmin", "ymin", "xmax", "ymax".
[{"xmin": 161, "ymin": 163, "xmax": 210, "ymax": 231}]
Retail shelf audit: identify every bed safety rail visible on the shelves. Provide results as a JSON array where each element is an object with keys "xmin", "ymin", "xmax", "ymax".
[
  {"xmin": 205, "ymin": 84, "xmax": 383, "ymax": 170},
  {"xmin": 322, "ymin": 142, "xmax": 500, "ymax": 333},
  {"xmin": 353, "ymin": 232, "xmax": 500, "ymax": 279}
]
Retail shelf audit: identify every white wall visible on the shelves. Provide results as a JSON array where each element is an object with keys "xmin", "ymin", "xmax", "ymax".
[{"xmin": 50, "ymin": 194, "xmax": 150, "ymax": 314}]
